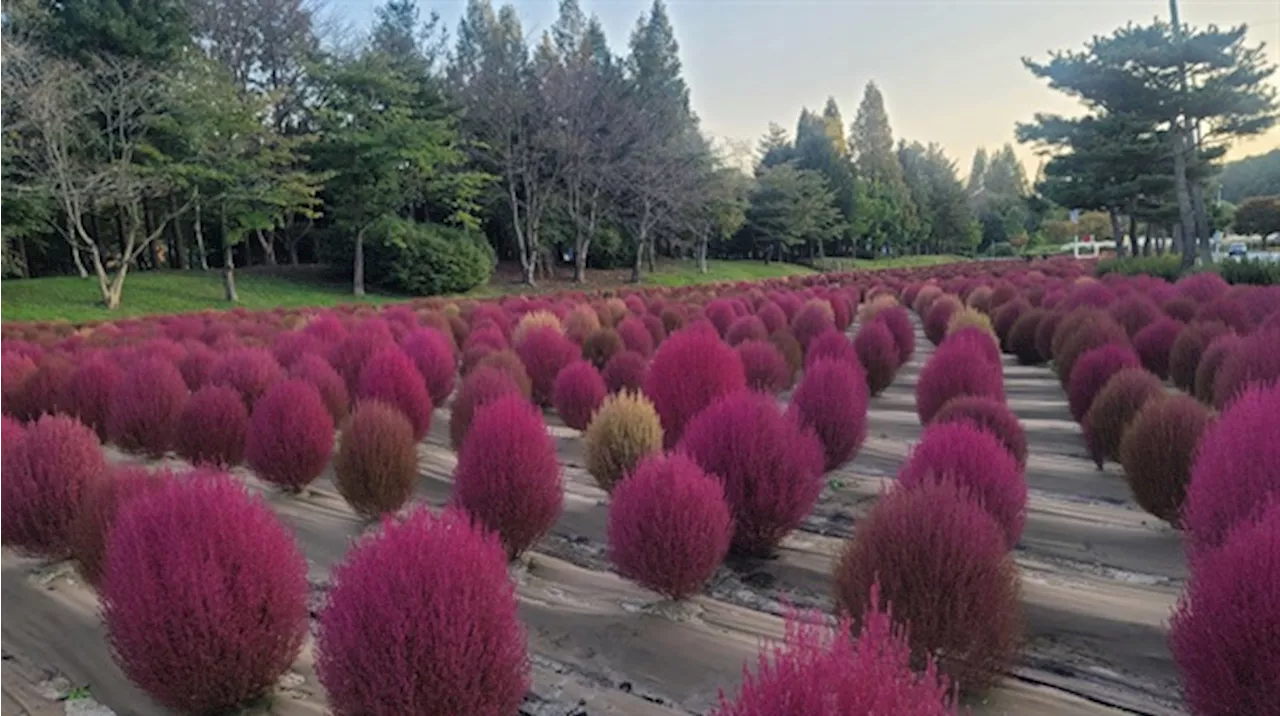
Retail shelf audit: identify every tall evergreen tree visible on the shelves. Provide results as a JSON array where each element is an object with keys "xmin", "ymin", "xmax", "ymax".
[
  {"xmin": 821, "ymin": 97, "xmax": 848, "ymax": 157},
  {"xmin": 849, "ymin": 81, "xmax": 904, "ymax": 187},
  {"xmin": 966, "ymin": 148, "xmax": 988, "ymax": 196}
]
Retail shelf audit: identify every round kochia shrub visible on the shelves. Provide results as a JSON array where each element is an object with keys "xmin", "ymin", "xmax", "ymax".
[
  {"xmin": 401, "ymin": 328, "xmax": 457, "ymax": 406},
  {"xmin": 245, "ymin": 379, "xmax": 335, "ymax": 492},
  {"xmin": 473, "ymin": 349, "xmax": 532, "ymax": 399},
  {"xmin": 834, "ymin": 481, "xmax": 1021, "ymax": 692},
  {"xmin": 1, "ymin": 414, "xmax": 106, "ymax": 558},
  {"xmin": 70, "ymin": 465, "xmax": 169, "ymax": 587},
  {"xmin": 616, "ymin": 316, "xmax": 654, "ymax": 357},
  {"xmin": 737, "ymin": 340, "xmax": 791, "ymax": 394},
  {"xmin": 208, "ymin": 347, "xmax": 282, "ymax": 409},
  {"xmin": 1169, "ymin": 503, "xmax": 1280, "ymax": 716},
  {"xmin": 9, "ymin": 356, "xmax": 72, "ymax": 421},
  {"xmin": 992, "ymin": 299, "xmax": 1030, "ymax": 352},
  {"xmin": 582, "ymin": 327, "xmax": 624, "ymax": 369},
  {"xmin": 316, "ymin": 507, "xmax": 528, "ymax": 716},
  {"xmin": 448, "ymin": 365, "xmax": 522, "ymax": 451},
  {"xmin": 679, "ymin": 391, "xmax": 826, "ymax": 556},
  {"xmin": 923, "ymin": 295, "xmax": 963, "ymax": 346},
  {"xmin": 1132, "ymin": 317, "xmax": 1184, "ymax": 381},
  {"xmin": 1054, "ymin": 312, "xmax": 1130, "ymax": 389},
  {"xmin": 877, "ymin": 304, "xmax": 916, "ymax": 366},
  {"xmin": 714, "ymin": 586, "xmax": 957, "ymax": 716},
  {"xmin": 932, "ymin": 395, "xmax": 1027, "ymax": 469},
  {"xmin": 726, "ymin": 314, "xmax": 769, "ymax": 346},
  {"xmin": 288, "ymin": 353, "xmax": 351, "ymax": 423},
  {"xmin": 1119, "ymin": 395, "xmax": 1213, "ymax": 526},
  {"xmin": 552, "ymin": 359, "xmax": 606, "ymax": 431},
  {"xmin": 1067, "ymin": 344, "xmax": 1142, "ymax": 423},
  {"xmin": 644, "ymin": 328, "xmax": 746, "ymax": 448},
  {"xmin": 334, "ymin": 401, "xmax": 419, "ymax": 519},
  {"xmin": 107, "ymin": 356, "xmax": 189, "ymax": 457},
  {"xmin": 602, "ymin": 350, "xmax": 647, "ymax": 394},
  {"xmin": 175, "ymin": 385, "xmax": 248, "ymax": 467},
  {"xmin": 790, "ymin": 300, "xmax": 835, "ymax": 351},
  {"xmin": 608, "ymin": 454, "xmax": 732, "ymax": 600},
  {"xmin": 1083, "ymin": 368, "xmax": 1164, "ymax": 469},
  {"xmin": 898, "ymin": 421, "xmax": 1027, "ymax": 547},
  {"xmin": 357, "ymin": 347, "xmax": 433, "ymax": 441},
  {"xmin": 1194, "ymin": 333, "xmax": 1241, "ymax": 405},
  {"xmin": 61, "ymin": 358, "xmax": 122, "ymax": 440},
  {"xmin": 583, "ymin": 391, "xmax": 664, "ymax": 492},
  {"xmin": 915, "ymin": 339, "xmax": 1005, "ymax": 425},
  {"xmin": 1034, "ymin": 310, "xmax": 1065, "ymax": 363},
  {"xmin": 1, "ymin": 353, "xmax": 37, "ymax": 416},
  {"xmin": 1007, "ymin": 308, "xmax": 1047, "ymax": 365},
  {"xmin": 101, "ymin": 471, "xmax": 308, "ymax": 715},
  {"xmin": 854, "ymin": 319, "xmax": 899, "ymax": 396},
  {"xmin": 805, "ymin": 329, "xmax": 859, "ymax": 370},
  {"xmin": 788, "ymin": 358, "xmax": 869, "ymax": 470},
  {"xmin": 515, "ymin": 325, "xmax": 579, "ymax": 406},
  {"xmin": 1169, "ymin": 322, "xmax": 1231, "ymax": 393},
  {"xmin": 1213, "ymin": 327, "xmax": 1280, "ymax": 409},
  {"xmin": 1182, "ymin": 383, "xmax": 1280, "ymax": 558},
  {"xmin": 452, "ymin": 394, "xmax": 562, "ymax": 559}
]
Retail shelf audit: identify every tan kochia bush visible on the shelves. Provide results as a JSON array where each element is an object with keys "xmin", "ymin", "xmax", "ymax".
[
  {"xmin": 512, "ymin": 310, "xmax": 563, "ymax": 347},
  {"xmin": 334, "ymin": 401, "xmax": 419, "ymax": 519},
  {"xmin": 584, "ymin": 391, "xmax": 663, "ymax": 492},
  {"xmin": 946, "ymin": 308, "xmax": 996, "ymax": 341},
  {"xmin": 859, "ymin": 294, "xmax": 899, "ymax": 323}
]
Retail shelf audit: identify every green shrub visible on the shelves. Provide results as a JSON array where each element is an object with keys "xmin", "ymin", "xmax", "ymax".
[
  {"xmin": 365, "ymin": 217, "xmax": 493, "ymax": 296},
  {"xmin": 1214, "ymin": 258, "xmax": 1280, "ymax": 286},
  {"xmin": 1095, "ymin": 255, "xmax": 1183, "ymax": 281}
]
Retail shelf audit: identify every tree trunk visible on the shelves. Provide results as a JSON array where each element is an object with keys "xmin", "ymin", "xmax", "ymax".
[
  {"xmin": 698, "ymin": 237, "xmax": 709, "ymax": 274},
  {"xmin": 573, "ymin": 243, "xmax": 588, "ymax": 283},
  {"xmin": 71, "ymin": 243, "xmax": 88, "ymax": 278},
  {"xmin": 1128, "ymin": 211, "xmax": 1140, "ymax": 258},
  {"xmin": 1108, "ymin": 208, "xmax": 1125, "ymax": 258},
  {"xmin": 257, "ymin": 229, "xmax": 277, "ymax": 265},
  {"xmin": 631, "ymin": 230, "xmax": 646, "ymax": 283},
  {"xmin": 1171, "ymin": 129, "xmax": 1198, "ymax": 271},
  {"xmin": 1191, "ymin": 181, "xmax": 1212, "ymax": 263},
  {"xmin": 223, "ymin": 243, "xmax": 238, "ymax": 302},
  {"xmin": 193, "ymin": 193, "xmax": 210, "ymax": 271},
  {"xmin": 105, "ymin": 263, "xmax": 129, "ymax": 309},
  {"xmin": 288, "ymin": 238, "xmax": 301, "ymax": 265},
  {"xmin": 16, "ymin": 235, "xmax": 30, "ymax": 278},
  {"xmin": 353, "ymin": 226, "xmax": 366, "ymax": 297},
  {"xmin": 645, "ymin": 236, "xmax": 656, "ymax": 273}
]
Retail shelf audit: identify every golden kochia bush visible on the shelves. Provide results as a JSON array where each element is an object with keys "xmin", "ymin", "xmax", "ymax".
[
  {"xmin": 334, "ymin": 401, "xmax": 420, "ymax": 519},
  {"xmin": 583, "ymin": 391, "xmax": 663, "ymax": 492},
  {"xmin": 945, "ymin": 307, "xmax": 996, "ymax": 342},
  {"xmin": 512, "ymin": 310, "xmax": 563, "ymax": 347}
]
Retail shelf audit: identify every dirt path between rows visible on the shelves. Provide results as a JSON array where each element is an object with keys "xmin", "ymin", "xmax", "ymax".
[{"xmin": 2, "ymin": 318, "xmax": 1189, "ymax": 715}]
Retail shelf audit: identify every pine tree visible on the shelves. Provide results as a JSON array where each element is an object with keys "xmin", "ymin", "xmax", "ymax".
[
  {"xmin": 849, "ymin": 81, "xmax": 904, "ymax": 187},
  {"xmin": 822, "ymin": 97, "xmax": 849, "ymax": 157},
  {"xmin": 966, "ymin": 148, "xmax": 988, "ymax": 196}
]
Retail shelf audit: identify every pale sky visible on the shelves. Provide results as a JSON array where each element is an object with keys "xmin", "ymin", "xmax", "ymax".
[{"xmin": 333, "ymin": 0, "xmax": 1280, "ymax": 176}]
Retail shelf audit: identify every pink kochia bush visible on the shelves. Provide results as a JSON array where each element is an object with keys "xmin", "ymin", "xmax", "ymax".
[
  {"xmin": 175, "ymin": 385, "xmax": 248, "ymax": 467},
  {"xmin": 552, "ymin": 359, "xmax": 607, "ymax": 431},
  {"xmin": 288, "ymin": 353, "xmax": 351, "ymax": 423},
  {"xmin": 788, "ymin": 358, "xmax": 869, "ymax": 470},
  {"xmin": 737, "ymin": 340, "xmax": 791, "ymax": 394},
  {"xmin": 400, "ymin": 328, "xmax": 457, "ymax": 406},
  {"xmin": 897, "ymin": 421, "xmax": 1027, "ymax": 547},
  {"xmin": 1132, "ymin": 317, "xmax": 1184, "ymax": 381},
  {"xmin": 714, "ymin": 587, "xmax": 957, "ymax": 716},
  {"xmin": 1169, "ymin": 502, "xmax": 1280, "ymax": 716},
  {"xmin": 70, "ymin": 465, "xmax": 170, "ymax": 587},
  {"xmin": 514, "ymin": 325, "xmax": 579, "ymax": 406},
  {"xmin": 1, "ymin": 414, "xmax": 106, "ymax": 558},
  {"xmin": 877, "ymin": 305, "xmax": 915, "ymax": 365},
  {"xmin": 931, "ymin": 395, "xmax": 1027, "ymax": 469},
  {"xmin": 245, "ymin": 379, "xmax": 335, "ymax": 492},
  {"xmin": 107, "ymin": 356, "xmax": 189, "ymax": 457},
  {"xmin": 608, "ymin": 454, "xmax": 732, "ymax": 600},
  {"xmin": 452, "ymin": 394, "xmax": 562, "ymax": 559},
  {"xmin": 101, "ymin": 471, "xmax": 308, "ymax": 715},
  {"xmin": 804, "ymin": 330, "xmax": 859, "ymax": 370},
  {"xmin": 1067, "ymin": 344, "xmax": 1142, "ymax": 423},
  {"xmin": 644, "ymin": 328, "xmax": 746, "ymax": 448},
  {"xmin": 680, "ymin": 391, "xmax": 826, "ymax": 556},
  {"xmin": 316, "ymin": 507, "xmax": 529, "ymax": 716},
  {"xmin": 61, "ymin": 357, "xmax": 123, "ymax": 440},
  {"xmin": 854, "ymin": 318, "xmax": 900, "ymax": 396},
  {"xmin": 1182, "ymin": 382, "xmax": 1280, "ymax": 559},
  {"xmin": 602, "ymin": 350, "xmax": 647, "ymax": 394},
  {"xmin": 357, "ymin": 347, "xmax": 433, "ymax": 441},
  {"xmin": 208, "ymin": 347, "xmax": 283, "ymax": 409},
  {"xmin": 915, "ymin": 338, "xmax": 1005, "ymax": 424},
  {"xmin": 1212, "ymin": 327, "xmax": 1280, "ymax": 409}
]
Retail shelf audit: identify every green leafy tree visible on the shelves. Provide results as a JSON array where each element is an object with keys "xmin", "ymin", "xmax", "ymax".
[
  {"xmin": 795, "ymin": 107, "xmax": 857, "ymax": 255},
  {"xmin": 1219, "ymin": 150, "xmax": 1280, "ymax": 203},
  {"xmin": 850, "ymin": 81, "xmax": 918, "ymax": 253},
  {"xmin": 744, "ymin": 163, "xmax": 845, "ymax": 262},
  {"xmin": 1233, "ymin": 196, "xmax": 1280, "ymax": 248}
]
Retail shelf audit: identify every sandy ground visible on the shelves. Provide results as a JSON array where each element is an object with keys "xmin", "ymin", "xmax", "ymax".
[{"xmin": 2, "ymin": 318, "xmax": 1188, "ymax": 715}]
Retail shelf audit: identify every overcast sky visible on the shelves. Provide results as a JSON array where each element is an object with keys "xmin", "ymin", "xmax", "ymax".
[{"xmin": 331, "ymin": 0, "xmax": 1280, "ymax": 176}]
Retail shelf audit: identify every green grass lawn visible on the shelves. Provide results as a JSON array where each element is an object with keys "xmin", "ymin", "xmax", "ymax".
[
  {"xmin": 811, "ymin": 255, "xmax": 968, "ymax": 272},
  {"xmin": 641, "ymin": 260, "xmax": 816, "ymax": 287}
]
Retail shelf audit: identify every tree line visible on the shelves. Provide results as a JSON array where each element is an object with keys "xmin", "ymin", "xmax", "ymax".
[{"xmin": 1017, "ymin": 8, "xmax": 1277, "ymax": 265}]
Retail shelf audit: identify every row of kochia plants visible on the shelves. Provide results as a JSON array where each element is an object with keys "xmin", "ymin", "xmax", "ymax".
[{"xmin": 0, "ymin": 256, "xmax": 1273, "ymax": 714}]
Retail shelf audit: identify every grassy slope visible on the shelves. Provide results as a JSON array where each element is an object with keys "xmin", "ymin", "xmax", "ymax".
[
  {"xmin": 1, "ymin": 260, "xmax": 821, "ymax": 323},
  {"xmin": 810, "ymin": 254, "xmax": 968, "ymax": 272}
]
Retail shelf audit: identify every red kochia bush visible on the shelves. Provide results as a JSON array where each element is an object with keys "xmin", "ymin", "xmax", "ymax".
[
  {"xmin": 61, "ymin": 357, "xmax": 123, "ymax": 440},
  {"xmin": 1007, "ymin": 308, "xmax": 1047, "ymax": 365},
  {"xmin": 1, "ymin": 414, "xmax": 106, "ymax": 558},
  {"xmin": 1132, "ymin": 317, "xmax": 1184, "ymax": 381},
  {"xmin": 107, "ymin": 357, "xmax": 189, "ymax": 457},
  {"xmin": 834, "ymin": 481, "xmax": 1021, "ymax": 692},
  {"xmin": 877, "ymin": 305, "xmax": 916, "ymax": 365},
  {"xmin": 932, "ymin": 395, "xmax": 1027, "ymax": 469},
  {"xmin": 1, "ymin": 353, "xmax": 37, "ymax": 416},
  {"xmin": 1034, "ymin": 310, "xmax": 1065, "ymax": 363},
  {"xmin": 10, "ymin": 356, "xmax": 73, "ymax": 420},
  {"xmin": 288, "ymin": 353, "xmax": 351, "ymax": 422},
  {"xmin": 102, "ymin": 471, "xmax": 308, "ymax": 715},
  {"xmin": 70, "ymin": 465, "xmax": 169, "ymax": 587},
  {"xmin": 616, "ymin": 316, "xmax": 655, "ymax": 357},
  {"xmin": 245, "ymin": 379, "xmax": 334, "ymax": 492},
  {"xmin": 448, "ymin": 366, "xmax": 522, "ymax": 451},
  {"xmin": 923, "ymin": 295, "xmax": 963, "ymax": 346},
  {"xmin": 992, "ymin": 299, "xmax": 1030, "ymax": 352},
  {"xmin": 680, "ymin": 391, "xmax": 826, "ymax": 556},
  {"xmin": 915, "ymin": 339, "xmax": 1005, "ymax": 425},
  {"xmin": 334, "ymin": 401, "xmax": 418, "ymax": 518},
  {"xmin": 1169, "ymin": 503, "xmax": 1280, "ymax": 716},
  {"xmin": 209, "ymin": 347, "xmax": 283, "ymax": 409},
  {"xmin": 898, "ymin": 421, "xmax": 1027, "ymax": 547},
  {"xmin": 1109, "ymin": 295, "xmax": 1162, "ymax": 338},
  {"xmin": 791, "ymin": 301, "xmax": 835, "ymax": 351},
  {"xmin": 1067, "ymin": 344, "xmax": 1142, "ymax": 423},
  {"xmin": 805, "ymin": 330, "xmax": 859, "ymax": 370},
  {"xmin": 1169, "ymin": 322, "xmax": 1231, "ymax": 393},
  {"xmin": 452, "ymin": 394, "xmax": 562, "ymax": 559},
  {"xmin": 714, "ymin": 586, "xmax": 957, "ymax": 716},
  {"xmin": 1213, "ymin": 327, "xmax": 1280, "ymax": 409},
  {"xmin": 1182, "ymin": 383, "xmax": 1280, "ymax": 558},
  {"xmin": 317, "ymin": 507, "xmax": 528, "ymax": 716},
  {"xmin": 602, "ymin": 350, "xmax": 647, "ymax": 394},
  {"xmin": 608, "ymin": 454, "xmax": 732, "ymax": 599},
  {"xmin": 1083, "ymin": 368, "xmax": 1165, "ymax": 469},
  {"xmin": 514, "ymin": 325, "xmax": 579, "ymax": 407},
  {"xmin": 788, "ymin": 358, "xmax": 869, "ymax": 470},
  {"xmin": 1054, "ymin": 312, "xmax": 1130, "ymax": 389},
  {"xmin": 737, "ymin": 340, "xmax": 791, "ymax": 394},
  {"xmin": 726, "ymin": 315, "xmax": 769, "ymax": 346},
  {"xmin": 401, "ymin": 328, "xmax": 457, "ymax": 406},
  {"xmin": 1119, "ymin": 395, "xmax": 1213, "ymax": 526},
  {"xmin": 1194, "ymin": 333, "xmax": 1241, "ymax": 405},
  {"xmin": 644, "ymin": 328, "xmax": 746, "ymax": 448},
  {"xmin": 552, "ymin": 359, "xmax": 606, "ymax": 431},
  {"xmin": 175, "ymin": 386, "xmax": 248, "ymax": 467},
  {"xmin": 854, "ymin": 319, "xmax": 899, "ymax": 396},
  {"xmin": 357, "ymin": 347, "xmax": 433, "ymax": 441}
]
